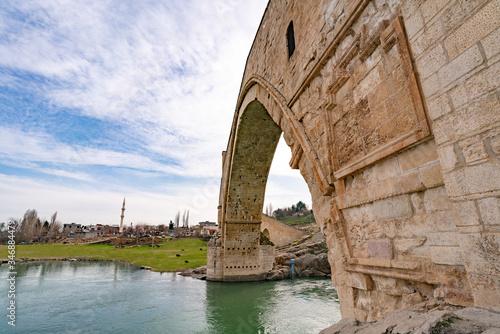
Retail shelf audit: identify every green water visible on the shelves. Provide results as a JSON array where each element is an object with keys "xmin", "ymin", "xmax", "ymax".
[{"xmin": 0, "ymin": 261, "xmax": 340, "ymax": 333}]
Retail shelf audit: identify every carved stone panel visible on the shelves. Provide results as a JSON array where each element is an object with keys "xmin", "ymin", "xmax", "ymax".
[{"xmin": 328, "ymin": 17, "xmax": 431, "ymax": 179}]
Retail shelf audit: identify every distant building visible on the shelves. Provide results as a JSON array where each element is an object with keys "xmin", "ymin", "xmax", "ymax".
[
  {"xmin": 63, "ymin": 223, "xmax": 81, "ymax": 231},
  {"xmin": 75, "ymin": 231, "xmax": 98, "ymax": 239},
  {"xmin": 199, "ymin": 222, "xmax": 217, "ymax": 237},
  {"xmin": 198, "ymin": 221, "xmax": 217, "ymax": 227}
]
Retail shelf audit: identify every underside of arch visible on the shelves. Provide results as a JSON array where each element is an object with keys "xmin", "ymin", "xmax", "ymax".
[
  {"xmin": 225, "ymin": 99, "xmax": 282, "ymax": 223},
  {"xmin": 208, "ymin": 80, "xmax": 332, "ymax": 282}
]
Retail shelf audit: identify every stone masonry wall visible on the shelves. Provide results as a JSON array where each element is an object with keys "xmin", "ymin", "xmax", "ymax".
[
  {"xmin": 261, "ymin": 214, "xmax": 308, "ymax": 247},
  {"xmin": 212, "ymin": 0, "xmax": 500, "ymax": 321}
]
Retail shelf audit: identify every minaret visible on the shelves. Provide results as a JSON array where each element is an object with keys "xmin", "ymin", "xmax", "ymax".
[{"xmin": 119, "ymin": 197, "xmax": 126, "ymax": 233}]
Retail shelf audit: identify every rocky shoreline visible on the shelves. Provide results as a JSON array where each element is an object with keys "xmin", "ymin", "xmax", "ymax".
[
  {"xmin": 179, "ymin": 231, "xmax": 331, "ymax": 281},
  {"xmin": 320, "ymin": 299, "xmax": 500, "ymax": 334},
  {"xmin": 266, "ymin": 231, "xmax": 331, "ymax": 280}
]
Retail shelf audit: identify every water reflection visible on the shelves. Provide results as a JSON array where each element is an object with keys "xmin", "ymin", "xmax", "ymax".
[
  {"xmin": 206, "ymin": 281, "xmax": 276, "ymax": 333},
  {"xmin": 205, "ymin": 278, "xmax": 340, "ymax": 334},
  {"xmin": 0, "ymin": 262, "xmax": 339, "ymax": 334}
]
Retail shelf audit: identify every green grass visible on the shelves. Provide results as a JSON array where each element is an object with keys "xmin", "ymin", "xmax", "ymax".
[
  {"xmin": 277, "ymin": 213, "xmax": 315, "ymax": 225},
  {"xmin": 0, "ymin": 238, "xmax": 207, "ymax": 272}
]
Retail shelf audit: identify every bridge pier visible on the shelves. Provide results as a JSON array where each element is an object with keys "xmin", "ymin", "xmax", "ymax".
[{"xmin": 207, "ymin": 222, "xmax": 274, "ymax": 282}]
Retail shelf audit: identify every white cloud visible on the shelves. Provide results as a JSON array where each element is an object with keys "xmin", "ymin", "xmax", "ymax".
[
  {"xmin": 0, "ymin": 173, "xmax": 219, "ymax": 225},
  {"xmin": 0, "ymin": 126, "xmax": 184, "ymax": 176},
  {"xmin": 0, "ymin": 0, "xmax": 313, "ymax": 224},
  {"xmin": 37, "ymin": 168, "xmax": 94, "ymax": 182},
  {"xmin": 0, "ymin": 0, "xmax": 269, "ymax": 180}
]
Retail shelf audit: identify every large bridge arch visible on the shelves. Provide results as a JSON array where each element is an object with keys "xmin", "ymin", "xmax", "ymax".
[
  {"xmin": 209, "ymin": 0, "xmax": 500, "ymax": 321},
  {"xmin": 208, "ymin": 79, "xmax": 335, "ymax": 282}
]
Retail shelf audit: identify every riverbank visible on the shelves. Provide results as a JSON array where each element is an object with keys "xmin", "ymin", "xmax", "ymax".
[{"xmin": 0, "ymin": 238, "xmax": 207, "ymax": 272}]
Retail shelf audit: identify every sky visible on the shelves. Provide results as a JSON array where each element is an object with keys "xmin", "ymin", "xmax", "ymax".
[{"xmin": 0, "ymin": 0, "xmax": 311, "ymax": 226}]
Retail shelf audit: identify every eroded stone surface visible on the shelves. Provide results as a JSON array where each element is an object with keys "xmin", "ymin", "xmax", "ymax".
[{"xmin": 320, "ymin": 301, "xmax": 500, "ymax": 334}]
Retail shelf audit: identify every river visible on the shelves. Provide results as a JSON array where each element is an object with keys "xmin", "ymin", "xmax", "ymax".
[{"xmin": 0, "ymin": 261, "xmax": 340, "ymax": 333}]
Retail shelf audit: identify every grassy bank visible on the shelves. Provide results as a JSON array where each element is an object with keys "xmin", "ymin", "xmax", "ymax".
[
  {"xmin": 277, "ymin": 212, "xmax": 315, "ymax": 225},
  {"xmin": 0, "ymin": 238, "xmax": 207, "ymax": 272}
]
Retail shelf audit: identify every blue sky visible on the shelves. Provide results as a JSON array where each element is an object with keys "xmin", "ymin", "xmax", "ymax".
[{"xmin": 0, "ymin": 0, "xmax": 310, "ymax": 226}]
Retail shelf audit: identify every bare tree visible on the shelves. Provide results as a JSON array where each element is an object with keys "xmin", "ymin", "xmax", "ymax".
[
  {"xmin": 48, "ymin": 211, "xmax": 62, "ymax": 240},
  {"xmin": 174, "ymin": 211, "xmax": 180, "ymax": 229},
  {"xmin": 182, "ymin": 210, "xmax": 190, "ymax": 228},
  {"xmin": 49, "ymin": 221, "xmax": 62, "ymax": 239},
  {"xmin": 50, "ymin": 211, "xmax": 57, "ymax": 226},
  {"xmin": 17, "ymin": 209, "xmax": 40, "ymax": 242},
  {"xmin": 265, "ymin": 203, "xmax": 273, "ymax": 216}
]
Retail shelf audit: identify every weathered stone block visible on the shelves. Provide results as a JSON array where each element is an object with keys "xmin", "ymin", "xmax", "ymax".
[
  {"xmin": 410, "ymin": 192, "xmax": 425, "ymax": 214},
  {"xmin": 432, "ymin": 115, "xmax": 456, "ymax": 145},
  {"xmin": 424, "ymin": 263, "xmax": 466, "ymax": 288},
  {"xmin": 401, "ymin": 0, "xmax": 426, "ymax": 19},
  {"xmin": 412, "ymin": 19, "xmax": 445, "ymax": 57},
  {"xmin": 451, "ymin": 200, "xmax": 481, "ymax": 226},
  {"xmin": 420, "ymin": 0, "xmax": 439, "ymax": 23},
  {"xmin": 401, "ymin": 292, "xmax": 423, "ymax": 308},
  {"xmin": 416, "ymin": 43, "xmax": 448, "ymax": 79},
  {"xmin": 405, "ymin": 9, "xmax": 425, "ymax": 39},
  {"xmin": 449, "ymin": 57, "xmax": 500, "ymax": 110},
  {"xmin": 444, "ymin": 0, "xmax": 500, "ymax": 60},
  {"xmin": 438, "ymin": 44, "xmax": 484, "ymax": 89},
  {"xmin": 430, "ymin": 246, "xmax": 463, "ymax": 265},
  {"xmin": 444, "ymin": 161, "xmax": 500, "ymax": 198},
  {"xmin": 398, "ymin": 139, "xmax": 439, "ymax": 172},
  {"xmin": 370, "ymin": 156, "xmax": 401, "ymax": 181},
  {"xmin": 367, "ymin": 238, "xmax": 394, "ymax": 259},
  {"xmin": 459, "ymin": 233, "xmax": 500, "ymax": 265},
  {"xmin": 464, "ymin": 260, "xmax": 500, "ymax": 277},
  {"xmin": 428, "ymin": 232, "xmax": 459, "ymax": 246},
  {"xmin": 468, "ymin": 273, "xmax": 500, "ymax": 310},
  {"xmin": 452, "ymin": 92, "xmax": 500, "ymax": 139},
  {"xmin": 448, "ymin": 83, "xmax": 470, "ymax": 112},
  {"xmin": 421, "ymin": 72, "xmax": 442, "ymax": 98},
  {"xmin": 490, "ymin": 135, "xmax": 500, "ymax": 156},
  {"xmin": 459, "ymin": 136, "xmax": 488, "ymax": 165},
  {"xmin": 444, "ymin": 287, "xmax": 475, "ymax": 307},
  {"xmin": 442, "ymin": 0, "xmax": 490, "ymax": 32},
  {"xmin": 347, "ymin": 272, "xmax": 374, "ymax": 291},
  {"xmin": 394, "ymin": 236, "xmax": 428, "ymax": 255},
  {"xmin": 478, "ymin": 197, "xmax": 500, "ymax": 226},
  {"xmin": 372, "ymin": 195, "xmax": 413, "ymax": 220},
  {"xmin": 426, "ymin": 93, "xmax": 452, "ymax": 120},
  {"xmin": 481, "ymin": 26, "xmax": 500, "ymax": 60},
  {"xmin": 423, "ymin": 186, "xmax": 452, "ymax": 212},
  {"xmin": 421, "ymin": 163, "xmax": 444, "ymax": 188},
  {"xmin": 336, "ymin": 285, "xmax": 356, "ymax": 308},
  {"xmin": 437, "ymin": 144, "xmax": 459, "ymax": 171},
  {"xmin": 425, "ymin": 211, "xmax": 457, "ymax": 232}
]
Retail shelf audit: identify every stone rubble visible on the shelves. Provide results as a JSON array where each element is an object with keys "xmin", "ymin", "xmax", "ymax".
[{"xmin": 320, "ymin": 300, "xmax": 500, "ymax": 334}]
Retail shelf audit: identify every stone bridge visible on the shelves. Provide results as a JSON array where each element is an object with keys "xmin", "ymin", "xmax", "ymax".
[{"xmin": 207, "ymin": 0, "xmax": 500, "ymax": 321}]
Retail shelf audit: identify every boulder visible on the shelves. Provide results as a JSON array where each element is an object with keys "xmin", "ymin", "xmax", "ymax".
[
  {"xmin": 266, "ymin": 270, "xmax": 285, "ymax": 281},
  {"xmin": 300, "ymin": 269, "xmax": 314, "ymax": 277},
  {"xmin": 294, "ymin": 253, "xmax": 317, "ymax": 273}
]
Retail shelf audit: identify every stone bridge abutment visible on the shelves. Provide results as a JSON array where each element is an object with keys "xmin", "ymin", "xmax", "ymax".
[{"xmin": 208, "ymin": 0, "xmax": 500, "ymax": 321}]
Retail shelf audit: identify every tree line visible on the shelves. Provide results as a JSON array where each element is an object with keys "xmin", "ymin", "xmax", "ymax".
[
  {"xmin": 266, "ymin": 201, "xmax": 312, "ymax": 218},
  {"xmin": 0, "ymin": 209, "xmax": 63, "ymax": 243}
]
